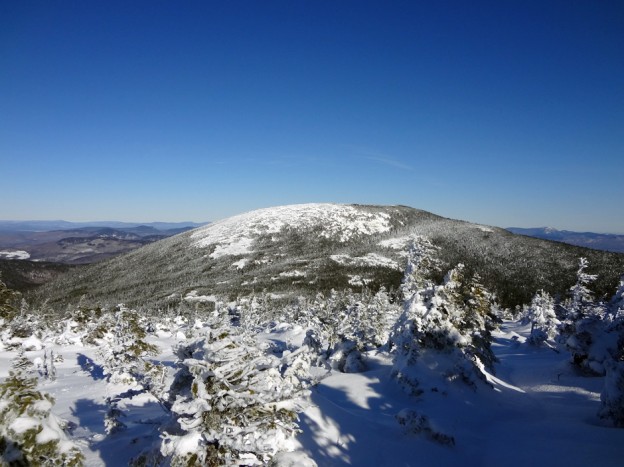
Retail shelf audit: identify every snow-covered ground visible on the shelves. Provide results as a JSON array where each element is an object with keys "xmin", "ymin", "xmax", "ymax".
[
  {"xmin": 1, "ymin": 320, "xmax": 622, "ymax": 466},
  {"xmin": 299, "ymin": 322, "xmax": 624, "ymax": 466},
  {"xmin": 330, "ymin": 253, "xmax": 399, "ymax": 270},
  {"xmin": 0, "ymin": 250, "xmax": 30, "ymax": 260}
]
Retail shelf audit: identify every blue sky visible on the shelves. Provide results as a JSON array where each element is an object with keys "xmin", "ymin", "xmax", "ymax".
[{"xmin": 1, "ymin": 1, "xmax": 623, "ymax": 233}]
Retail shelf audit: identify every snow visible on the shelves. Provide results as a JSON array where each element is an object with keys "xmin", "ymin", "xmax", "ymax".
[
  {"xmin": 191, "ymin": 204, "xmax": 393, "ymax": 256},
  {"xmin": 330, "ymin": 253, "xmax": 399, "ymax": 270},
  {"xmin": 296, "ymin": 322, "xmax": 624, "ymax": 466},
  {"xmin": 232, "ymin": 258, "xmax": 249, "ymax": 269},
  {"xmin": 9, "ymin": 417, "xmax": 39, "ymax": 434},
  {"xmin": 378, "ymin": 236, "xmax": 414, "ymax": 250},
  {"xmin": 0, "ymin": 250, "xmax": 30, "ymax": 260},
  {"xmin": 209, "ymin": 236, "xmax": 254, "ymax": 259},
  {"xmin": 184, "ymin": 290, "xmax": 217, "ymax": 303},
  {"xmin": 2, "ymin": 320, "xmax": 624, "ymax": 466},
  {"xmin": 21, "ymin": 335, "xmax": 43, "ymax": 351},
  {"xmin": 348, "ymin": 275, "xmax": 372, "ymax": 286},
  {"xmin": 279, "ymin": 270, "xmax": 306, "ymax": 278}
]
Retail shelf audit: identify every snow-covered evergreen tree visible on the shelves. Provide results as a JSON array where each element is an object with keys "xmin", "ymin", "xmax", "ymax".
[
  {"xmin": 609, "ymin": 275, "xmax": 624, "ymax": 318},
  {"xmin": 393, "ymin": 256, "xmax": 499, "ymax": 394},
  {"xmin": 562, "ymin": 259, "xmax": 610, "ymax": 373},
  {"xmin": 525, "ymin": 290, "xmax": 559, "ymax": 346},
  {"xmin": 0, "ymin": 351, "xmax": 84, "ymax": 466},
  {"xmin": 567, "ymin": 257, "xmax": 598, "ymax": 321},
  {"xmin": 0, "ymin": 275, "xmax": 19, "ymax": 322},
  {"xmin": 160, "ymin": 318, "xmax": 310, "ymax": 466},
  {"xmin": 98, "ymin": 305, "xmax": 161, "ymax": 387},
  {"xmin": 599, "ymin": 359, "xmax": 624, "ymax": 427}
]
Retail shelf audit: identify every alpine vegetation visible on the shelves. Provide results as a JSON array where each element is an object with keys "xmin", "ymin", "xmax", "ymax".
[
  {"xmin": 0, "ymin": 351, "xmax": 83, "ymax": 466},
  {"xmin": 158, "ymin": 314, "xmax": 311, "ymax": 466}
]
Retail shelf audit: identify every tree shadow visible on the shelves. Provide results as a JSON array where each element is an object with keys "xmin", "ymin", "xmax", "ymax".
[
  {"xmin": 297, "ymin": 370, "xmax": 410, "ymax": 466},
  {"xmin": 76, "ymin": 353, "xmax": 105, "ymax": 380},
  {"xmin": 72, "ymin": 396, "xmax": 167, "ymax": 465}
]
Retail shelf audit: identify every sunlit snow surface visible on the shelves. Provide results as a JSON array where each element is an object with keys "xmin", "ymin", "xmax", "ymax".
[
  {"xmin": 330, "ymin": 253, "xmax": 399, "ymax": 270},
  {"xmin": 0, "ymin": 250, "xmax": 30, "ymax": 260},
  {"xmin": 2, "ymin": 321, "xmax": 624, "ymax": 466},
  {"xmin": 191, "ymin": 204, "xmax": 392, "ymax": 258}
]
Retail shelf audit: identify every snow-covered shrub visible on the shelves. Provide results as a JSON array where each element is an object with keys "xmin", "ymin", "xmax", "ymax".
[
  {"xmin": 599, "ymin": 359, "xmax": 624, "ymax": 427},
  {"xmin": 96, "ymin": 305, "xmax": 167, "ymax": 437},
  {"xmin": 338, "ymin": 288, "xmax": 398, "ymax": 351},
  {"xmin": 0, "ymin": 351, "xmax": 84, "ymax": 466},
  {"xmin": 525, "ymin": 290, "xmax": 559, "ymax": 346},
  {"xmin": 98, "ymin": 305, "xmax": 160, "ymax": 387},
  {"xmin": 0, "ymin": 282, "xmax": 51, "ymax": 350},
  {"xmin": 160, "ymin": 323, "xmax": 310, "ymax": 465},
  {"xmin": 327, "ymin": 339, "xmax": 366, "ymax": 373}
]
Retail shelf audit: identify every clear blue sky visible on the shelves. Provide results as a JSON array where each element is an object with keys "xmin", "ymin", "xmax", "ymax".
[{"xmin": 1, "ymin": 1, "xmax": 623, "ymax": 232}]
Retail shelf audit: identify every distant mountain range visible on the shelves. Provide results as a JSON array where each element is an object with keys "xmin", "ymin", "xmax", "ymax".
[
  {"xmin": 506, "ymin": 227, "xmax": 624, "ymax": 253},
  {"xmin": 0, "ymin": 220, "xmax": 207, "ymax": 232},
  {"xmin": 0, "ymin": 220, "xmax": 209, "ymax": 265}
]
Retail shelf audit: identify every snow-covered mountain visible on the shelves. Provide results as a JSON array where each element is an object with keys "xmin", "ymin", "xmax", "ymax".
[{"xmin": 29, "ymin": 203, "xmax": 624, "ymax": 310}]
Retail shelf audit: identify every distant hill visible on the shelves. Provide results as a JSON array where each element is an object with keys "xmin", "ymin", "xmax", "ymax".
[
  {"xmin": 29, "ymin": 204, "xmax": 624, "ymax": 311},
  {"xmin": 0, "ymin": 220, "xmax": 208, "ymax": 232},
  {"xmin": 507, "ymin": 227, "xmax": 624, "ymax": 254},
  {"xmin": 0, "ymin": 221, "xmax": 209, "ymax": 265}
]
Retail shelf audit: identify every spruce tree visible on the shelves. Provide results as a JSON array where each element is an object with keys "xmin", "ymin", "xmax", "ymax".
[{"xmin": 526, "ymin": 290, "xmax": 559, "ymax": 346}]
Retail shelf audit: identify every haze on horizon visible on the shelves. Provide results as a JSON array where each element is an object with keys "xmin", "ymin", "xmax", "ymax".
[{"xmin": 1, "ymin": 1, "xmax": 623, "ymax": 234}]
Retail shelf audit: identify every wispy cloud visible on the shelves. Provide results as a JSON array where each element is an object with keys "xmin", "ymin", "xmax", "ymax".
[
  {"xmin": 341, "ymin": 145, "xmax": 416, "ymax": 172},
  {"xmin": 364, "ymin": 155, "xmax": 414, "ymax": 171}
]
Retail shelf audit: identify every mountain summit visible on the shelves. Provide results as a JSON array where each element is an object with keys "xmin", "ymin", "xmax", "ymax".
[{"xmin": 30, "ymin": 204, "xmax": 624, "ymax": 310}]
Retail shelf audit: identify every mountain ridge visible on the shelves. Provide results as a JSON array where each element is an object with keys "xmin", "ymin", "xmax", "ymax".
[
  {"xmin": 28, "ymin": 204, "xmax": 624, "ymax": 311},
  {"xmin": 0, "ymin": 220, "xmax": 208, "ymax": 232},
  {"xmin": 507, "ymin": 227, "xmax": 624, "ymax": 253}
]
